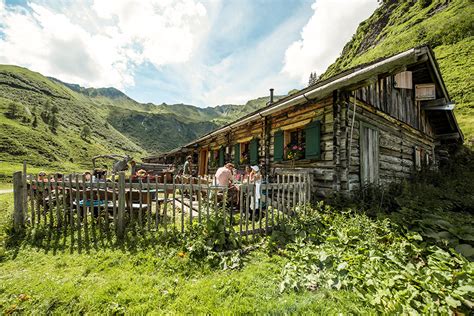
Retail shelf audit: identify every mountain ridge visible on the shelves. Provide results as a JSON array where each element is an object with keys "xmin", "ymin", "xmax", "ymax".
[{"xmin": 1, "ymin": 0, "xmax": 472, "ymax": 172}]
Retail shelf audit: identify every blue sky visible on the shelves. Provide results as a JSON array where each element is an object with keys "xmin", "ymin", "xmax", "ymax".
[{"xmin": 0, "ymin": 0, "xmax": 379, "ymax": 107}]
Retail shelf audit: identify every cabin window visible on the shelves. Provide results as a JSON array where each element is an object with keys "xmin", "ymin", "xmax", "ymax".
[
  {"xmin": 249, "ymin": 138, "xmax": 259, "ymax": 165},
  {"xmin": 360, "ymin": 124, "xmax": 379, "ymax": 185},
  {"xmin": 209, "ymin": 150, "xmax": 218, "ymax": 168},
  {"xmin": 284, "ymin": 128, "xmax": 305, "ymax": 161},
  {"xmin": 240, "ymin": 142, "xmax": 250, "ymax": 165},
  {"xmin": 273, "ymin": 120, "xmax": 321, "ymax": 162}
]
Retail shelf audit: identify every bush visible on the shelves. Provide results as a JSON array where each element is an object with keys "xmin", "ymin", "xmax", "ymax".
[{"xmin": 274, "ymin": 204, "xmax": 474, "ymax": 314}]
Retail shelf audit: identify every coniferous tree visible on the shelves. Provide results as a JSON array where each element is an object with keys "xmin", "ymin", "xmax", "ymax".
[
  {"xmin": 50, "ymin": 113, "xmax": 59, "ymax": 133},
  {"xmin": 308, "ymin": 72, "xmax": 318, "ymax": 86},
  {"xmin": 32, "ymin": 114, "xmax": 38, "ymax": 128},
  {"xmin": 80, "ymin": 125, "xmax": 91, "ymax": 140},
  {"xmin": 51, "ymin": 104, "xmax": 59, "ymax": 114},
  {"xmin": 6, "ymin": 102, "xmax": 20, "ymax": 118}
]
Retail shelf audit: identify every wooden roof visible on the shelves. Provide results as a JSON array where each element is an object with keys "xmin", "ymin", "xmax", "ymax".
[{"xmin": 153, "ymin": 45, "xmax": 462, "ymax": 159}]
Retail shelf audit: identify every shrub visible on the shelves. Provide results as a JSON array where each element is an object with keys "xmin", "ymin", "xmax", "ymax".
[{"xmin": 275, "ymin": 205, "xmax": 474, "ymax": 314}]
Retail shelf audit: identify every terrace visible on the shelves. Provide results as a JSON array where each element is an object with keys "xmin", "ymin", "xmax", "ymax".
[{"xmin": 11, "ymin": 163, "xmax": 311, "ymax": 241}]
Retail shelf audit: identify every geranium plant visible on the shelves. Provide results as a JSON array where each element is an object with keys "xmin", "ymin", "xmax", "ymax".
[{"xmin": 286, "ymin": 144, "xmax": 304, "ymax": 161}]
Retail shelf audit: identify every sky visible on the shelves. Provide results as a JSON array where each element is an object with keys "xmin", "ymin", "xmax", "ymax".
[{"xmin": 0, "ymin": 0, "xmax": 379, "ymax": 107}]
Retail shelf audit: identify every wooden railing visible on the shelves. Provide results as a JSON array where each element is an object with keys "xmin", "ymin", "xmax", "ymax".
[{"xmin": 12, "ymin": 170, "xmax": 310, "ymax": 241}]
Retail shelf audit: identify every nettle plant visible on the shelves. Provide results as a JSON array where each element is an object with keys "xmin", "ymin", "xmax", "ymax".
[{"xmin": 274, "ymin": 203, "xmax": 474, "ymax": 314}]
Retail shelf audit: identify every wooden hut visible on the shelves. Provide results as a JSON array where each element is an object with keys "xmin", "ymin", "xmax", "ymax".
[{"xmin": 144, "ymin": 46, "xmax": 463, "ymax": 197}]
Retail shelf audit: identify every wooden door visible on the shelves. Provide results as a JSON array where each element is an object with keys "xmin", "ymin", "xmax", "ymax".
[
  {"xmin": 198, "ymin": 149, "xmax": 208, "ymax": 176},
  {"xmin": 360, "ymin": 124, "xmax": 379, "ymax": 185}
]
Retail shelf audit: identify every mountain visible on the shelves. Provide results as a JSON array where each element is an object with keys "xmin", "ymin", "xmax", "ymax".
[
  {"xmin": 2, "ymin": 0, "xmax": 472, "ymax": 172},
  {"xmin": 320, "ymin": 0, "xmax": 474, "ymax": 144},
  {"xmin": 0, "ymin": 65, "xmax": 277, "ymax": 170}
]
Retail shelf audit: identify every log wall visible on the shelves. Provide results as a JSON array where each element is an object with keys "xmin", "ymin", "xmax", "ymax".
[{"xmin": 340, "ymin": 91, "xmax": 435, "ymax": 191}]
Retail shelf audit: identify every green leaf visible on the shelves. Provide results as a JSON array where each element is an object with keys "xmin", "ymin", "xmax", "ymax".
[
  {"xmin": 337, "ymin": 262, "xmax": 348, "ymax": 271},
  {"xmin": 445, "ymin": 296, "xmax": 461, "ymax": 308}
]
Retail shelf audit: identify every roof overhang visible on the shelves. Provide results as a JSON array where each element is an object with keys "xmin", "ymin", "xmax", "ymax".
[{"xmin": 160, "ymin": 46, "xmax": 463, "ymax": 156}]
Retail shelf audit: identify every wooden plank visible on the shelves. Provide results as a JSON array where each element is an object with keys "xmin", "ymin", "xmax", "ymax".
[
  {"xmin": 30, "ymin": 175, "xmax": 35, "ymax": 227},
  {"xmin": 54, "ymin": 174, "xmax": 60, "ymax": 228},
  {"xmin": 117, "ymin": 172, "xmax": 126, "ymax": 239},
  {"xmin": 13, "ymin": 171, "xmax": 24, "ymax": 231},
  {"xmin": 22, "ymin": 162, "xmax": 27, "ymax": 226}
]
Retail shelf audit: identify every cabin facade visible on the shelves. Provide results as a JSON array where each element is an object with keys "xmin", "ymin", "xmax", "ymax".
[{"xmin": 143, "ymin": 46, "xmax": 463, "ymax": 198}]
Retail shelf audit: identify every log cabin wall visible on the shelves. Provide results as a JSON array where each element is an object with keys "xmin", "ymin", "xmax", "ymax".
[
  {"xmin": 358, "ymin": 75, "xmax": 434, "ymax": 137},
  {"xmin": 268, "ymin": 96, "xmax": 334, "ymax": 197},
  {"xmin": 185, "ymin": 96, "xmax": 335, "ymax": 198},
  {"xmin": 340, "ymin": 87, "xmax": 436, "ymax": 192}
]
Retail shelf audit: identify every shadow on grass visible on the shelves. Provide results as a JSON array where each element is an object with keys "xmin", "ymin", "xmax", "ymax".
[{"xmin": 3, "ymin": 214, "xmax": 191, "ymax": 257}]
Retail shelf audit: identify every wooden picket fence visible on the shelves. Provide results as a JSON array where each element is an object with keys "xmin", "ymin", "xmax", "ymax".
[{"xmin": 12, "ymin": 169, "xmax": 310, "ymax": 241}]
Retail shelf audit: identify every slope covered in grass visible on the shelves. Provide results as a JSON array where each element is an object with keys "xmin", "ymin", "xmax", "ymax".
[
  {"xmin": 0, "ymin": 65, "xmax": 280, "ymax": 173},
  {"xmin": 0, "ymin": 65, "xmax": 146, "ymax": 172},
  {"xmin": 321, "ymin": 0, "xmax": 474, "ymax": 143}
]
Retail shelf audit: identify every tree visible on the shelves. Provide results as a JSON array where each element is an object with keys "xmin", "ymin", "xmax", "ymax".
[
  {"xmin": 6, "ymin": 102, "xmax": 21, "ymax": 118},
  {"xmin": 308, "ymin": 72, "xmax": 318, "ymax": 86},
  {"xmin": 50, "ymin": 113, "xmax": 59, "ymax": 133},
  {"xmin": 51, "ymin": 104, "xmax": 59, "ymax": 114},
  {"xmin": 40, "ymin": 109, "xmax": 50, "ymax": 124},
  {"xmin": 32, "ymin": 114, "xmax": 38, "ymax": 128},
  {"xmin": 44, "ymin": 99, "xmax": 51, "ymax": 112},
  {"xmin": 80, "ymin": 125, "xmax": 91, "ymax": 140}
]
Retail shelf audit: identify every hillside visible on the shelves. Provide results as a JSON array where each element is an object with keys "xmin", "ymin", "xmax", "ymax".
[
  {"xmin": 0, "ymin": 65, "xmax": 276, "ymax": 172},
  {"xmin": 0, "ymin": 65, "xmax": 146, "ymax": 170},
  {"xmin": 321, "ymin": 0, "xmax": 474, "ymax": 143}
]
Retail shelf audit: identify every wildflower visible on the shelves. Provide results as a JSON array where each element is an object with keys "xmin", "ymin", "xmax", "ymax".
[{"xmin": 177, "ymin": 251, "xmax": 186, "ymax": 258}]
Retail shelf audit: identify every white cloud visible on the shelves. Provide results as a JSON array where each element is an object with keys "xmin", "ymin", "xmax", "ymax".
[
  {"xmin": 0, "ymin": 0, "xmax": 207, "ymax": 89},
  {"xmin": 282, "ymin": 0, "xmax": 379, "ymax": 84}
]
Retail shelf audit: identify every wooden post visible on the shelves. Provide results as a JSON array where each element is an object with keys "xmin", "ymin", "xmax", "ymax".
[
  {"xmin": 22, "ymin": 161, "xmax": 27, "ymax": 225},
  {"xmin": 117, "ymin": 172, "xmax": 126, "ymax": 239},
  {"xmin": 13, "ymin": 171, "xmax": 24, "ymax": 231}
]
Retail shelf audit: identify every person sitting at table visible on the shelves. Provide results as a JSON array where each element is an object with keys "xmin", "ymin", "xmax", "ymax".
[
  {"xmin": 242, "ymin": 165, "xmax": 252, "ymax": 183},
  {"xmin": 214, "ymin": 162, "xmax": 239, "ymax": 207},
  {"xmin": 136, "ymin": 169, "xmax": 148, "ymax": 178}
]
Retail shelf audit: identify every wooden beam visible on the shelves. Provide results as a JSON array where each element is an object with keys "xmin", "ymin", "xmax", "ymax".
[
  {"xmin": 421, "ymin": 98, "xmax": 446, "ymax": 107},
  {"xmin": 436, "ymin": 132, "xmax": 460, "ymax": 140},
  {"xmin": 422, "ymin": 103, "xmax": 455, "ymax": 111}
]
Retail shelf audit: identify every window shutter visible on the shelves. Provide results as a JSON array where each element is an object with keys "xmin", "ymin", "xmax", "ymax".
[
  {"xmin": 305, "ymin": 120, "xmax": 321, "ymax": 159},
  {"xmin": 274, "ymin": 131, "xmax": 284, "ymax": 162},
  {"xmin": 234, "ymin": 143, "xmax": 240, "ymax": 166},
  {"xmin": 219, "ymin": 147, "xmax": 225, "ymax": 167},
  {"xmin": 249, "ymin": 138, "xmax": 259, "ymax": 165}
]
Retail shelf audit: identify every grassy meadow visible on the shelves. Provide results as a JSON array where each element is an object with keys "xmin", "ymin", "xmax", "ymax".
[{"xmin": 1, "ymin": 148, "xmax": 473, "ymax": 314}]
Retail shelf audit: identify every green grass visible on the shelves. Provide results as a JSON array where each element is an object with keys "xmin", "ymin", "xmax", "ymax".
[
  {"xmin": 0, "ymin": 161, "xmax": 83, "ymax": 182},
  {"xmin": 0, "ymin": 247, "xmax": 370, "ymax": 314},
  {"xmin": 0, "ymin": 192, "xmax": 374, "ymax": 314},
  {"xmin": 1, "ymin": 154, "xmax": 474, "ymax": 314},
  {"xmin": 0, "ymin": 183, "xmax": 12, "ymax": 191}
]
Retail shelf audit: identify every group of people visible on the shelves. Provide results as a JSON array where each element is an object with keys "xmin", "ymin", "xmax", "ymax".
[
  {"xmin": 214, "ymin": 162, "xmax": 262, "ymax": 212},
  {"xmin": 181, "ymin": 154, "xmax": 262, "ymax": 211}
]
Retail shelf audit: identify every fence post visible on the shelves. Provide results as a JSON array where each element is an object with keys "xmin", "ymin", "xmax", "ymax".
[
  {"xmin": 22, "ymin": 161, "xmax": 27, "ymax": 225},
  {"xmin": 13, "ymin": 171, "xmax": 24, "ymax": 231},
  {"xmin": 117, "ymin": 172, "xmax": 126, "ymax": 239}
]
